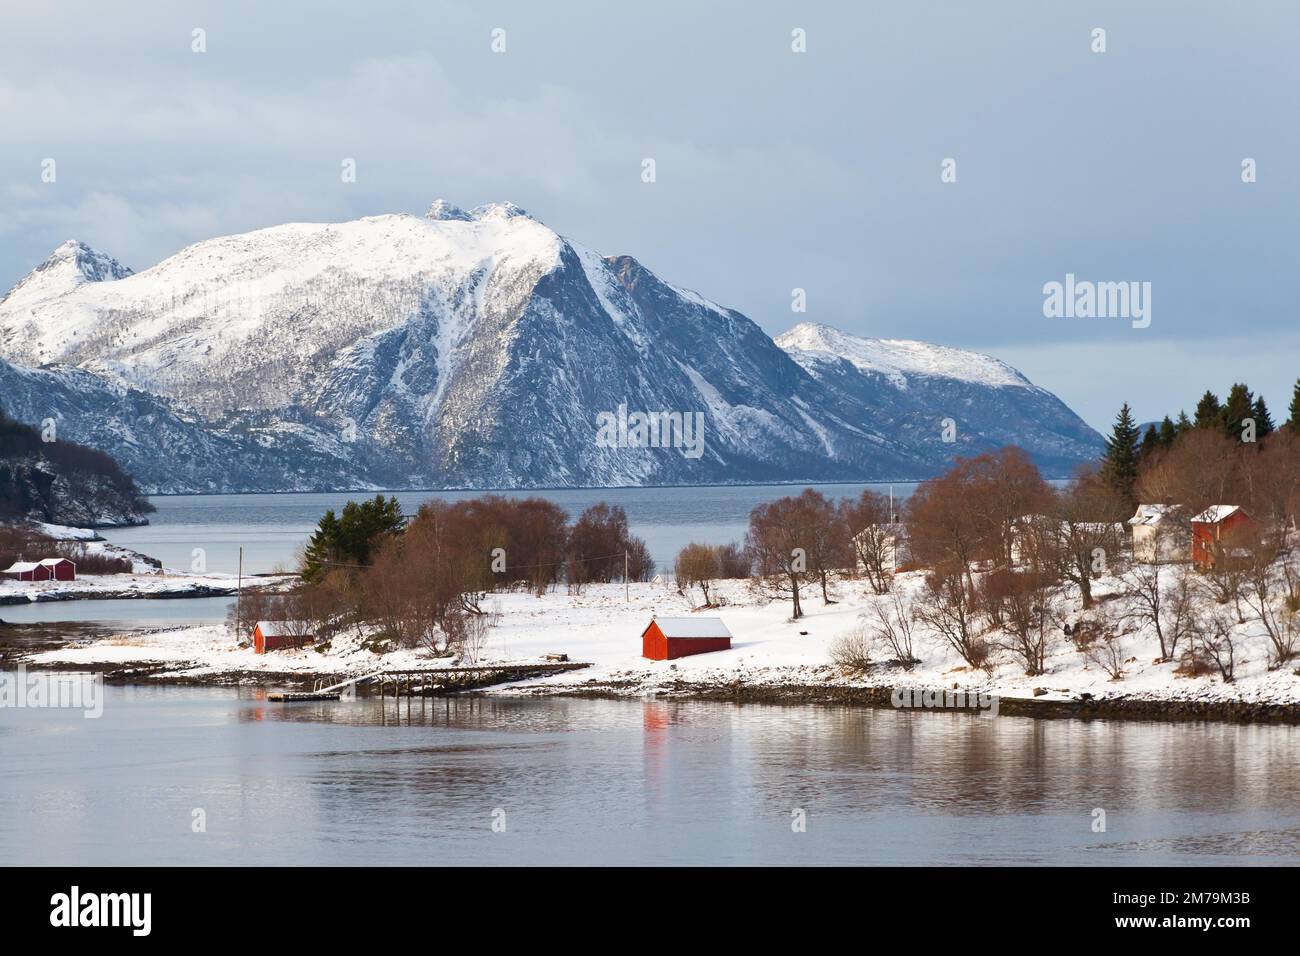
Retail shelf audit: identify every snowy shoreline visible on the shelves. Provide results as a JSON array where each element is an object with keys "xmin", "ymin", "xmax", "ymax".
[
  {"xmin": 15, "ymin": 576, "xmax": 1300, "ymax": 723},
  {"xmin": 0, "ymin": 522, "xmax": 292, "ymax": 605}
]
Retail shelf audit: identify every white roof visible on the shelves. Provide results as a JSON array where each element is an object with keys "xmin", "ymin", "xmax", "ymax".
[
  {"xmin": 4, "ymin": 562, "xmax": 40, "ymax": 573},
  {"xmin": 1130, "ymin": 504, "xmax": 1177, "ymax": 526},
  {"xmin": 649, "ymin": 616, "xmax": 732, "ymax": 639},
  {"xmin": 39, "ymin": 557, "xmax": 74, "ymax": 566},
  {"xmin": 1192, "ymin": 505, "xmax": 1243, "ymax": 524},
  {"xmin": 255, "ymin": 620, "xmax": 314, "ymax": 637}
]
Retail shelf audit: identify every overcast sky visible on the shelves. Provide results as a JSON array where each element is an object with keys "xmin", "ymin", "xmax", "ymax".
[{"xmin": 2, "ymin": 1, "xmax": 1296, "ymax": 431}]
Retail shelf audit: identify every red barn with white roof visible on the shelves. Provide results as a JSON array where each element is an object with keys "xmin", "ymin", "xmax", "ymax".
[
  {"xmin": 1190, "ymin": 505, "xmax": 1255, "ymax": 569},
  {"xmin": 253, "ymin": 621, "xmax": 315, "ymax": 654},
  {"xmin": 641, "ymin": 616, "xmax": 732, "ymax": 660},
  {"xmin": 39, "ymin": 558, "xmax": 76, "ymax": 581},
  {"xmin": 3, "ymin": 561, "xmax": 51, "ymax": 582}
]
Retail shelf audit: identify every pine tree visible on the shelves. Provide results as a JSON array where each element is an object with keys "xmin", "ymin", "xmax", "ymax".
[
  {"xmin": 1157, "ymin": 416, "xmax": 1177, "ymax": 448},
  {"xmin": 1193, "ymin": 390, "xmax": 1222, "ymax": 429},
  {"xmin": 300, "ymin": 495, "xmax": 405, "ymax": 581},
  {"xmin": 1252, "ymin": 396, "xmax": 1275, "ymax": 437},
  {"xmin": 1221, "ymin": 383, "xmax": 1253, "ymax": 439},
  {"xmin": 1176, "ymin": 410, "xmax": 1192, "ymax": 433},
  {"xmin": 1101, "ymin": 403, "xmax": 1141, "ymax": 505},
  {"xmin": 302, "ymin": 509, "xmax": 342, "ymax": 582},
  {"xmin": 1288, "ymin": 379, "xmax": 1300, "ymax": 431},
  {"xmin": 1140, "ymin": 423, "xmax": 1160, "ymax": 460}
]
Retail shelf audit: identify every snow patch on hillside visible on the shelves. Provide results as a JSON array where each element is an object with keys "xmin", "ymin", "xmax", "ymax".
[{"xmin": 776, "ymin": 322, "xmax": 1031, "ymax": 390}]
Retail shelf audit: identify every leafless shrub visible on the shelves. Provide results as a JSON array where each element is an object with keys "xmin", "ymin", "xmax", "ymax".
[
  {"xmin": 829, "ymin": 626, "xmax": 872, "ymax": 676},
  {"xmin": 1084, "ymin": 626, "xmax": 1126, "ymax": 681}
]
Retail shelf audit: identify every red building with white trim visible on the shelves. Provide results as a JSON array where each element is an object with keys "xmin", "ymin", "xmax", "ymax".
[
  {"xmin": 38, "ymin": 558, "xmax": 76, "ymax": 581},
  {"xmin": 641, "ymin": 617, "xmax": 732, "ymax": 660},
  {"xmin": 1190, "ymin": 505, "xmax": 1255, "ymax": 570},
  {"xmin": 253, "ymin": 621, "xmax": 315, "ymax": 654},
  {"xmin": 3, "ymin": 561, "xmax": 51, "ymax": 582}
]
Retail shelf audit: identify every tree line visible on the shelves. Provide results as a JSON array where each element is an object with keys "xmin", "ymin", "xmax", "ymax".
[{"xmin": 235, "ymin": 494, "xmax": 654, "ymax": 658}]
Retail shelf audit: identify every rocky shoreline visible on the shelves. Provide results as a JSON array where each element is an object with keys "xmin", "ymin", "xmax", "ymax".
[
  {"xmin": 13, "ymin": 649, "xmax": 1300, "ymax": 724},
  {"xmin": 0, "ymin": 584, "xmax": 239, "ymax": 606},
  {"xmin": 505, "ymin": 678, "xmax": 1300, "ymax": 724}
]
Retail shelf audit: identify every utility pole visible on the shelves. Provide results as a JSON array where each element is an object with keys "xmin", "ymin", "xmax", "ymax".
[{"xmin": 236, "ymin": 546, "xmax": 243, "ymax": 642}]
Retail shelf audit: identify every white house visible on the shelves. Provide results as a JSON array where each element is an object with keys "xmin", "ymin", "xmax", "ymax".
[
  {"xmin": 1129, "ymin": 504, "xmax": 1187, "ymax": 564},
  {"xmin": 851, "ymin": 522, "xmax": 907, "ymax": 575}
]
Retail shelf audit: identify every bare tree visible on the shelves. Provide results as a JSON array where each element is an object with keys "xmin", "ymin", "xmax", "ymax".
[
  {"xmin": 871, "ymin": 595, "xmax": 919, "ymax": 668},
  {"xmin": 841, "ymin": 490, "xmax": 896, "ymax": 595},
  {"xmin": 800, "ymin": 489, "xmax": 852, "ymax": 604},
  {"xmin": 1240, "ymin": 535, "xmax": 1299, "ymax": 667},
  {"xmin": 913, "ymin": 571, "xmax": 990, "ymax": 671},
  {"xmin": 1204, "ymin": 615, "xmax": 1237, "ymax": 683},
  {"xmin": 1122, "ymin": 560, "xmax": 1198, "ymax": 662},
  {"xmin": 1050, "ymin": 473, "xmax": 1128, "ymax": 609},
  {"xmin": 747, "ymin": 493, "xmax": 820, "ymax": 619},
  {"xmin": 987, "ymin": 570, "xmax": 1058, "ymax": 676},
  {"xmin": 675, "ymin": 542, "xmax": 722, "ymax": 608}
]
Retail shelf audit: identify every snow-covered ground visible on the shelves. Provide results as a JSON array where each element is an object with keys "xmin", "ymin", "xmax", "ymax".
[
  {"xmin": 1, "ymin": 523, "xmax": 288, "ymax": 602},
  {"xmin": 24, "ymin": 574, "xmax": 1300, "ymax": 707}
]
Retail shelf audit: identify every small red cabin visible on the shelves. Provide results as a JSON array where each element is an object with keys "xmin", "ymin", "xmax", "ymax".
[
  {"xmin": 641, "ymin": 617, "xmax": 732, "ymax": 661},
  {"xmin": 39, "ymin": 558, "xmax": 76, "ymax": 581},
  {"xmin": 253, "ymin": 621, "xmax": 315, "ymax": 655},
  {"xmin": 1191, "ymin": 505, "xmax": 1255, "ymax": 569},
  {"xmin": 3, "ymin": 561, "xmax": 51, "ymax": 582}
]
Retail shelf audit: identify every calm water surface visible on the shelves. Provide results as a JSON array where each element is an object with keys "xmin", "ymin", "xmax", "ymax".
[
  {"xmin": 1, "ymin": 688, "xmax": 1296, "ymax": 866},
  {"xmin": 104, "ymin": 484, "xmax": 919, "ymax": 576},
  {"xmin": 0, "ymin": 596, "xmax": 234, "ymax": 626}
]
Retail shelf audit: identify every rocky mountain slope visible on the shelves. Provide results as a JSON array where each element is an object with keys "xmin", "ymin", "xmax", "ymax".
[{"xmin": 0, "ymin": 203, "xmax": 1102, "ymax": 492}]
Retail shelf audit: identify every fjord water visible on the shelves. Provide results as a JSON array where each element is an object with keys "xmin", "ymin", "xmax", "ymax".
[
  {"xmin": 2, "ymin": 687, "xmax": 1297, "ymax": 866},
  {"xmin": 103, "ymin": 483, "xmax": 919, "ymax": 576}
]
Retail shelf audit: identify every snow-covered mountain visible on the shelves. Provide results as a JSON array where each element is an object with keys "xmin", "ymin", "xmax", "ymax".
[
  {"xmin": 0, "ymin": 202, "xmax": 1102, "ymax": 492},
  {"xmin": 774, "ymin": 323, "xmax": 1099, "ymax": 474}
]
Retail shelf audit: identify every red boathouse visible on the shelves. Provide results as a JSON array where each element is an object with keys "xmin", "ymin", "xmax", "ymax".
[
  {"xmin": 39, "ymin": 558, "xmax": 76, "ymax": 581},
  {"xmin": 3, "ymin": 561, "xmax": 51, "ymax": 582},
  {"xmin": 253, "ymin": 621, "xmax": 315, "ymax": 655},
  {"xmin": 641, "ymin": 616, "xmax": 733, "ymax": 661}
]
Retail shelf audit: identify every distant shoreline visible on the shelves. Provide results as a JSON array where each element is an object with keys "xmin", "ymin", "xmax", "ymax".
[{"xmin": 136, "ymin": 476, "xmax": 1074, "ymax": 499}]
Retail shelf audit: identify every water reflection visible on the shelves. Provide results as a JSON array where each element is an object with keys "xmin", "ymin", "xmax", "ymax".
[{"xmin": 1, "ymin": 686, "xmax": 1296, "ymax": 866}]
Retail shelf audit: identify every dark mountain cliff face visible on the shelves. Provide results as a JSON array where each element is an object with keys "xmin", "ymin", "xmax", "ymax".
[{"xmin": 0, "ymin": 405, "xmax": 153, "ymax": 527}]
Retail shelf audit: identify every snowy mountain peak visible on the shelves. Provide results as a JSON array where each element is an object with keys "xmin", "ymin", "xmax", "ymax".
[
  {"xmin": 44, "ymin": 240, "xmax": 133, "ymax": 282},
  {"xmin": 776, "ymin": 322, "xmax": 1030, "ymax": 390},
  {"xmin": 469, "ymin": 201, "xmax": 534, "ymax": 222},
  {"xmin": 425, "ymin": 199, "xmax": 472, "ymax": 221},
  {"xmin": 0, "ymin": 239, "xmax": 132, "ymax": 309}
]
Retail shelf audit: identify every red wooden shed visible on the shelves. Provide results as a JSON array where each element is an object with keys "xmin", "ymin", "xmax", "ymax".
[
  {"xmin": 3, "ymin": 561, "xmax": 51, "ymax": 582},
  {"xmin": 39, "ymin": 558, "xmax": 76, "ymax": 581},
  {"xmin": 1190, "ymin": 505, "xmax": 1255, "ymax": 569},
  {"xmin": 642, "ymin": 616, "xmax": 732, "ymax": 660},
  {"xmin": 253, "ymin": 621, "xmax": 315, "ymax": 655}
]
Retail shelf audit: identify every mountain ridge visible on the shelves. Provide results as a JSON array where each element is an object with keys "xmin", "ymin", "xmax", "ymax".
[{"xmin": 0, "ymin": 202, "xmax": 1103, "ymax": 492}]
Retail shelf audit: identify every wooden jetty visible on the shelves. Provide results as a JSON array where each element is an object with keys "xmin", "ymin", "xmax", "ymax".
[
  {"xmin": 266, "ymin": 661, "xmax": 589, "ymax": 702},
  {"xmin": 266, "ymin": 689, "xmax": 342, "ymax": 702}
]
